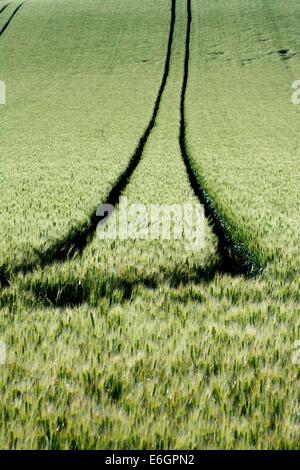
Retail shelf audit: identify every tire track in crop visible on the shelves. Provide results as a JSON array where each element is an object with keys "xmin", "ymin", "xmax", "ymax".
[
  {"xmin": 0, "ymin": 2, "xmax": 23, "ymax": 37},
  {"xmin": 179, "ymin": 0, "xmax": 262, "ymax": 276},
  {"xmin": 0, "ymin": 4, "xmax": 9, "ymax": 17},
  {"xmin": 95, "ymin": 0, "xmax": 176, "ymax": 223},
  {"xmin": 0, "ymin": 0, "xmax": 176, "ymax": 286},
  {"xmin": 38, "ymin": 0, "xmax": 176, "ymax": 263}
]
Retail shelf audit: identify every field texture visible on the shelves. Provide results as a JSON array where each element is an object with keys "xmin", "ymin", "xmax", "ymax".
[
  {"xmin": 0, "ymin": 0, "xmax": 170, "ymax": 282},
  {"xmin": 186, "ymin": 0, "xmax": 300, "ymax": 278},
  {"xmin": 0, "ymin": 0, "xmax": 300, "ymax": 450}
]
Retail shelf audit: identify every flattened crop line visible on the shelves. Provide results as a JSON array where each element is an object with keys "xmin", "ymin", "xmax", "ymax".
[
  {"xmin": 179, "ymin": 0, "xmax": 263, "ymax": 277},
  {"xmin": 39, "ymin": 0, "xmax": 176, "ymax": 264},
  {"xmin": 0, "ymin": 4, "xmax": 9, "ymax": 16},
  {"xmin": 0, "ymin": 2, "xmax": 23, "ymax": 37},
  {"xmin": 0, "ymin": 0, "xmax": 177, "ymax": 286},
  {"xmin": 102, "ymin": 0, "xmax": 176, "ymax": 209}
]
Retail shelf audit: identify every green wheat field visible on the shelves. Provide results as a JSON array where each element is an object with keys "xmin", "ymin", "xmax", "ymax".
[{"xmin": 0, "ymin": 0, "xmax": 300, "ymax": 449}]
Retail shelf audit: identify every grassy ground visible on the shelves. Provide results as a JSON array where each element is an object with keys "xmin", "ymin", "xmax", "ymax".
[{"xmin": 0, "ymin": 0, "xmax": 300, "ymax": 449}]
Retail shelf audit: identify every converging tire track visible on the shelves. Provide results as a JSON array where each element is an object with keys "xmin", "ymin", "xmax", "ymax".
[
  {"xmin": 95, "ymin": 0, "xmax": 176, "ymax": 227},
  {"xmin": 0, "ymin": 0, "xmax": 177, "ymax": 286},
  {"xmin": 38, "ymin": 0, "xmax": 177, "ymax": 264},
  {"xmin": 179, "ymin": 0, "xmax": 262, "ymax": 276},
  {"xmin": 0, "ymin": 0, "xmax": 262, "ymax": 291},
  {"xmin": 0, "ymin": 2, "xmax": 23, "ymax": 37}
]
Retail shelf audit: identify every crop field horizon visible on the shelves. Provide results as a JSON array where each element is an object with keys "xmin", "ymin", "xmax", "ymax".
[{"xmin": 0, "ymin": 0, "xmax": 300, "ymax": 451}]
